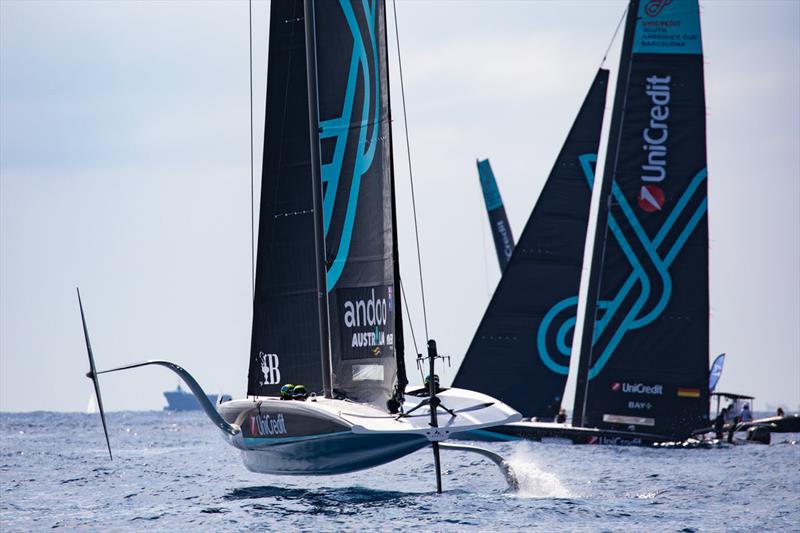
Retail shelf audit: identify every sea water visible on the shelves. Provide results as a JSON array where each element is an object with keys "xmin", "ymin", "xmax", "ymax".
[{"xmin": 1, "ymin": 411, "xmax": 798, "ymax": 531}]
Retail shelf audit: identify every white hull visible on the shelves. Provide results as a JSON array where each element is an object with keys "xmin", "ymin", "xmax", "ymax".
[{"xmin": 218, "ymin": 387, "xmax": 520, "ymax": 475}]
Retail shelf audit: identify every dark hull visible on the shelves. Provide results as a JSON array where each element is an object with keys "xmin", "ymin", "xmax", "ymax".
[
  {"xmin": 239, "ymin": 431, "xmax": 429, "ymax": 475},
  {"xmin": 462, "ymin": 422, "xmax": 671, "ymax": 446},
  {"xmin": 741, "ymin": 415, "xmax": 800, "ymax": 433},
  {"xmin": 693, "ymin": 415, "xmax": 800, "ymax": 436}
]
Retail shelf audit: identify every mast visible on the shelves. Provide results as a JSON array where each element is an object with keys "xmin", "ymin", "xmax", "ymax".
[
  {"xmin": 572, "ymin": 0, "xmax": 638, "ymax": 427},
  {"xmin": 382, "ymin": 1, "xmax": 408, "ymax": 401},
  {"xmin": 303, "ymin": 0, "xmax": 333, "ymax": 398}
]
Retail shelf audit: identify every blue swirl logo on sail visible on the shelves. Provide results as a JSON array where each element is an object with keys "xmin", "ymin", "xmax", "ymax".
[
  {"xmin": 537, "ymin": 153, "xmax": 708, "ymax": 378},
  {"xmin": 320, "ymin": 0, "xmax": 380, "ymax": 292}
]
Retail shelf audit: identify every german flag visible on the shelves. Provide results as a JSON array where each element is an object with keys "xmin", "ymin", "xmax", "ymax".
[{"xmin": 677, "ymin": 388, "xmax": 701, "ymax": 398}]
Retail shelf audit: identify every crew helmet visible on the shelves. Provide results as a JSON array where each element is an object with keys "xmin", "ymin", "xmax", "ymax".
[{"xmin": 292, "ymin": 384, "xmax": 308, "ymax": 400}]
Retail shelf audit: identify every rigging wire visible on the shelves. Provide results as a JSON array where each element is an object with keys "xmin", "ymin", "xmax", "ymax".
[
  {"xmin": 248, "ymin": 0, "xmax": 255, "ymax": 301},
  {"xmin": 391, "ymin": 0, "xmax": 429, "ymax": 341},
  {"xmin": 600, "ymin": 5, "xmax": 628, "ymax": 67},
  {"xmin": 400, "ymin": 279, "xmax": 425, "ymax": 383},
  {"xmin": 399, "ymin": 278, "xmax": 420, "ymax": 358}
]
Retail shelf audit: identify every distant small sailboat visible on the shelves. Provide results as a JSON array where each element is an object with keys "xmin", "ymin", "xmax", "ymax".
[
  {"xmin": 86, "ymin": 391, "xmax": 98, "ymax": 415},
  {"xmin": 79, "ymin": 0, "xmax": 520, "ymax": 491}
]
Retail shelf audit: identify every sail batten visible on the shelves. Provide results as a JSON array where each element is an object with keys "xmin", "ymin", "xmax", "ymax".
[{"xmin": 453, "ymin": 69, "xmax": 609, "ymax": 420}]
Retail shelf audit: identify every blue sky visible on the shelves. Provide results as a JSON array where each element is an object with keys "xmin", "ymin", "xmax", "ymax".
[{"xmin": 1, "ymin": 0, "xmax": 798, "ymax": 412}]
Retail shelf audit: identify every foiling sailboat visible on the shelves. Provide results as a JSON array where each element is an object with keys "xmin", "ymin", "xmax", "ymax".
[
  {"xmin": 455, "ymin": 0, "xmax": 711, "ymax": 445},
  {"xmin": 79, "ymin": 0, "xmax": 520, "ymax": 490}
]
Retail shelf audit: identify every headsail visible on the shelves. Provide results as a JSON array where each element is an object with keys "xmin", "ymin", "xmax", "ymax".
[
  {"xmin": 247, "ymin": 0, "xmax": 324, "ymax": 397},
  {"xmin": 453, "ymin": 70, "xmax": 609, "ymax": 420},
  {"xmin": 310, "ymin": 0, "xmax": 404, "ymax": 407},
  {"xmin": 477, "ymin": 159, "xmax": 515, "ymax": 272},
  {"xmin": 573, "ymin": 0, "xmax": 709, "ymax": 438}
]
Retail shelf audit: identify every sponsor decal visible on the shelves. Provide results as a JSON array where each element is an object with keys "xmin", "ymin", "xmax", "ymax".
[
  {"xmin": 590, "ymin": 435, "xmax": 644, "ymax": 446},
  {"xmin": 640, "ymin": 75, "xmax": 671, "ymax": 211},
  {"xmin": 340, "ymin": 286, "xmax": 394, "ymax": 359},
  {"xmin": 249, "ymin": 413, "xmax": 288, "ymax": 437},
  {"xmin": 352, "ymin": 364, "xmax": 385, "ymax": 381},
  {"xmin": 677, "ymin": 387, "xmax": 701, "ymax": 398},
  {"xmin": 495, "ymin": 219, "xmax": 514, "ymax": 260},
  {"xmin": 635, "ymin": 0, "xmax": 702, "ymax": 55},
  {"xmin": 258, "ymin": 352, "xmax": 281, "ymax": 385},
  {"xmin": 627, "ymin": 401, "xmax": 653, "ymax": 410},
  {"xmin": 644, "ymin": 0, "xmax": 672, "ymax": 18},
  {"xmin": 603, "ymin": 414, "xmax": 656, "ymax": 427},
  {"xmin": 638, "ymin": 184, "xmax": 665, "ymax": 212},
  {"xmin": 612, "ymin": 382, "xmax": 664, "ymax": 396}
]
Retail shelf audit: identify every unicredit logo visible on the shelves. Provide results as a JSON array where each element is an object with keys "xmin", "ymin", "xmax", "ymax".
[
  {"xmin": 638, "ymin": 185, "xmax": 665, "ymax": 212},
  {"xmin": 612, "ymin": 382, "xmax": 664, "ymax": 395},
  {"xmin": 645, "ymin": 0, "xmax": 672, "ymax": 17}
]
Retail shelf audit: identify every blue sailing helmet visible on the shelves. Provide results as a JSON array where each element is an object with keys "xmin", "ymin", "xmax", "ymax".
[
  {"xmin": 292, "ymin": 384, "xmax": 307, "ymax": 400},
  {"xmin": 280, "ymin": 384, "xmax": 295, "ymax": 400}
]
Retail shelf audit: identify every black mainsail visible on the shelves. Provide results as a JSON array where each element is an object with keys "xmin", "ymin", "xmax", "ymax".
[
  {"xmin": 453, "ymin": 70, "xmax": 608, "ymax": 420},
  {"xmin": 313, "ymin": 0, "xmax": 403, "ymax": 406},
  {"xmin": 573, "ymin": 0, "xmax": 709, "ymax": 438},
  {"xmin": 248, "ymin": 0, "xmax": 405, "ymax": 407},
  {"xmin": 477, "ymin": 159, "xmax": 515, "ymax": 272}
]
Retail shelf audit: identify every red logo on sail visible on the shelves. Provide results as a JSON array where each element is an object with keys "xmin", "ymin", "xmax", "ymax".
[
  {"xmin": 638, "ymin": 185, "xmax": 665, "ymax": 212},
  {"xmin": 611, "ymin": 382, "xmax": 621, "ymax": 392},
  {"xmin": 645, "ymin": 0, "xmax": 672, "ymax": 17}
]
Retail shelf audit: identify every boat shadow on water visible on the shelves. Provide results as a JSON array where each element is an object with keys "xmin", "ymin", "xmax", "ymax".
[{"xmin": 222, "ymin": 485, "xmax": 415, "ymax": 514}]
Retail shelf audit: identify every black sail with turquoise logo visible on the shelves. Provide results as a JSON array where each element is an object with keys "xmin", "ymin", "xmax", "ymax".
[
  {"xmin": 477, "ymin": 159, "xmax": 515, "ymax": 272},
  {"xmin": 453, "ymin": 70, "xmax": 608, "ymax": 420},
  {"xmin": 573, "ymin": 0, "xmax": 709, "ymax": 438},
  {"xmin": 313, "ymin": 0, "xmax": 403, "ymax": 406},
  {"xmin": 247, "ymin": 0, "xmax": 323, "ymax": 397},
  {"xmin": 247, "ymin": 0, "xmax": 405, "ymax": 406}
]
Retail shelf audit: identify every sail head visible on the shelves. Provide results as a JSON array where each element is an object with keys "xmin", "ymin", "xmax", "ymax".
[{"xmin": 477, "ymin": 159, "xmax": 515, "ymax": 272}]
